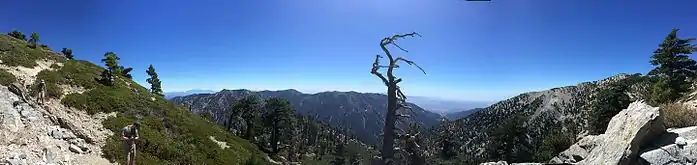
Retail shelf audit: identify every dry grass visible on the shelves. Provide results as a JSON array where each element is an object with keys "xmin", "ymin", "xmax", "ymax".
[{"xmin": 661, "ymin": 102, "xmax": 697, "ymax": 128}]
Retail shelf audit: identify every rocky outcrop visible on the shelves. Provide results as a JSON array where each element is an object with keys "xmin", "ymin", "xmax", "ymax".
[
  {"xmin": 551, "ymin": 101, "xmax": 665, "ymax": 165},
  {"xmin": 0, "ymin": 84, "xmax": 115, "ymax": 164}
]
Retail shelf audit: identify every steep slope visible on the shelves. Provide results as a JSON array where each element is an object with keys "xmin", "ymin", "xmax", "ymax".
[
  {"xmin": 428, "ymin": 73, "xmax": 652, "ymax": 164},
  {"xmin": 444, "ymin": 108, "xmax": 484, "ymax": 120},
  {"xmin": 0, "ymin": 34, "xmax": 266, "ymax": 164},
  {"xmin": 170, "ymin": 89, "xmax": 444, "ymax": 145}
]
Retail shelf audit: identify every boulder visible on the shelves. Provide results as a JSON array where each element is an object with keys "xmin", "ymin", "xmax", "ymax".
[
  {"xmin": 639, "ymin": 126, "xmax": 697, "ymax": 164},
  {"xmin": 552, "ymin": 101, "xmax": 665, "ymax": 165}
]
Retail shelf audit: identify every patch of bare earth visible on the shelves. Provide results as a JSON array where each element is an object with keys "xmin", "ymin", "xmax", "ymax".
[{"xmin": 209, "ymin": 136, "xmax": 230, "ymax": 149}]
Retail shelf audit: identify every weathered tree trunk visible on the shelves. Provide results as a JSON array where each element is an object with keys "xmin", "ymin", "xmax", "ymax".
[
  {"xmin": 381, "ymin": 85, "xmax": 398, "ymax": 163},
  {"xmin": 370, "ymin": 32, "xmax": 425, "ymax": 165}
]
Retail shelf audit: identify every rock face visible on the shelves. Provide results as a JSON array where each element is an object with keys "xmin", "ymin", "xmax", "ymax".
[
  {"xmin": 0, "ymin": 84, "xmax": 115, "ymax": 165},
  {"xmin": 551, "ymin": 101, "xmax": 664, "ymax": 164}
]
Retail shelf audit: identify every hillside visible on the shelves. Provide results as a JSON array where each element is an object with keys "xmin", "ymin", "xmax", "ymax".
[
  {"xmin": 170, "ymin": 89, "xmax": 444, "ymax": 145},
  {"xmin": 0, "ymin": 33, "xmax": 267, "ymax": 164},
  {"xmin": 427, "ymin": 73, "xmax": 653, "ymax": 164}
]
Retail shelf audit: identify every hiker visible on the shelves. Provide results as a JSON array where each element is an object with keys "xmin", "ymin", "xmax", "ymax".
[
  {"xmin": 37, "ymin": 79, "xmax": 46, "ymax": 104},
  {"xmin": 122, "ymin": 121, "xmax": 140, "ymax": 165}
]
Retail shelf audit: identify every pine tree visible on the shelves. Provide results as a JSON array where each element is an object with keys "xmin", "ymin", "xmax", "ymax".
[
  {"xmin": 263, "ymin": 98, "xmax": 296, "ymax": 153},
  {"xmin": 101, "ymin": 52, "xmax": 121, "ymax": 73},
  {"xmin": 648, "ymin": 28, "xmax": 697, "ymax": 104},
  {"xmin": 229, "ymin": 95, "xmax": 262, "ymax": 141},
  {"xmin": 61, "ymin": 48, "xmax": 74, "ymax": 59},
  {"xmin": 28, "ymin": 32, "xmax": 39, "ymax": 48},
  {"xmin": 146, "ymin": 64, "xmax": 164, "ymax": 96}
]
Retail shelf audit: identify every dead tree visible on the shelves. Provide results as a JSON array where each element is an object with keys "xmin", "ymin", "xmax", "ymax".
[{"xmin": 370, "ymin": 32, "xmax": 426, "ymax": 165}]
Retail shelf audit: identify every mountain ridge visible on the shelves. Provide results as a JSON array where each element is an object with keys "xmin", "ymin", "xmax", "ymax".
[{"xmin": 170, "ymin": 88, "xmax": 445, "ymax": 146}]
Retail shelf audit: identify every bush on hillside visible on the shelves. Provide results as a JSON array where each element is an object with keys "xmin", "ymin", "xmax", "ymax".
[
  {"xmin": 661, "ymin": 103, "xmax": 697, "ymax": 128},
  {"xmin": 0, "ymin": 35, "xmax": 65, "ymax": 68},
  {"xmin": 0, "ymin": 69, "xmax": 17, "ymax": 86}
]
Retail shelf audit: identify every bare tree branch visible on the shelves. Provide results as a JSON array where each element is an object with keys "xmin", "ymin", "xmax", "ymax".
[
  {"xmin": 395, "ymin": 57, "xmax": 427, "ymax": 75},
  {"xmin": 371, "ymin": 55, "xmax": 390, "ymax": 86}
]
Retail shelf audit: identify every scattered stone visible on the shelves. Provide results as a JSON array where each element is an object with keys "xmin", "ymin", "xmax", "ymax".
[
  {"xmin": 50, "ymin": 130, "xmax": 64, "ymax": 139},
  {"xmin": 68, "ymin": 144, "xmax": 83, "ymax": 154},
  {"xmin": 43, "ymin": 147, "xmax": 57, "ymax": 164}
]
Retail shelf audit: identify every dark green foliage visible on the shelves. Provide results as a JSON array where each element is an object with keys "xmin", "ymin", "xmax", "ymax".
[
  {"xmin": 119, "ymin": 66, "xmax": 133, "ymax": 79},
  {"xmin": 586, "ymin": 80, "xmax": 632, "ymax": 135},
  {"xmin": 434, "ymin": 121, "xmax": 458, "ymax": 160},
  {"xmin": 61, "ymin": 48, "xmax": 73, "ymax": 59},
  {"xmin": 229, "ymin": 95, "xmax": 263, "ymax": 140},
  {"xmin": 0, "ymin": 69, "xmax": 17, "ymax": 86},
  {"xmin": 146, "ymin": 64, "xmax": 163, "ymax": 96},
  {"xmin": 486, "ymin": 113, "xmax": 532, "ymax": 162},
  {"xmin": 534, "ymin": 130, "xmax": 574, "ymax": 161},
  {"xmin": 28, "ymin": 32, "xmax": 39, "ymax": 48},
  {"xmin": 7, "ymin": 29, "xmax": 26, "ymax": 41},
  {"xmin": 263, "ymin": 98, "xmax": 296, "ymax": 153},
  {"xmin": 648, "ymin": 29, "xmax": 697, "ymax": 104}
]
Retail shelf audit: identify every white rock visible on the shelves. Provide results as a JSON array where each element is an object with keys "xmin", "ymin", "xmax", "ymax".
[
  {"xmin": 553, "ymin": 101, "xmax": 665, "ymax": 165},
  {"xmin": 676, "ymin": 137, "xmax": 687, "ymax": 146}
]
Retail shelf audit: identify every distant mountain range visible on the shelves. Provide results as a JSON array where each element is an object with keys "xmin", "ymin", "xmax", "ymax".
[
  {"xmin": 406, "ymin": 96, "xmax": 492, "ymax": 115},
  {"xmin": 169, "ymin": 89, "xmax": 445, "ymax": 146},
  {"xmin": 164, "ymin": 89, "xmax": 216, "ymax": 99}
]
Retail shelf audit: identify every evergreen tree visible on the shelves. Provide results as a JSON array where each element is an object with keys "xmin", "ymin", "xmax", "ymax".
[
  {"xmin": 99, "ymin": 69, "xmax": 114, "ymax": 86},
  {"xmin": 586, "ymin": 81, "xmax": 631, "ymax": 135},
  {"xmin": 28, "ymin": 32, "xmax": 39, "ymax": 48},
  {"xmin": 436, "ymin": 121, "xmax": 458, "ymax": 160},
  {"xmin": 146, "ymin": 64, "xmax": 163, "ymax": 96},
  {"xmin": 7, "ymin": 29, "xmax": 26, "ymax": 41},
  {"xmin": 486, "ymin": 113, "xmax": 532, "ymax": 162},
  {"xmin": 229, "ymin": 95, "xmax": 262, "ymax": 141},
  {"xmin": 61, "ymin": 48, "xmax": 74, "ymax": 59},
  {"xmin": 101, "ymin": 52, "xmax": 121, "ymax": 73},
  {"xmin": 648, "ymin": 28, "xmax": 697, "ymax": 103},
  {"xmin": 119, "ymin": 66, "xmax": 133, "ymax": 79},
  {"xmin": 263, "ymin": 98, "xmax": 296, "ymax": 153}
]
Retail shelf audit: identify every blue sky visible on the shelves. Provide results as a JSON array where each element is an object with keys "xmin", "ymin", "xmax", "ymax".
[{"xmin": 1, "ymin": 0, "xmax": 696, "ymax": 102}]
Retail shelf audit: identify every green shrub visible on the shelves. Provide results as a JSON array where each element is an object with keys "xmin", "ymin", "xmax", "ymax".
[
  {"xmin": 0, "ymin": 35, "xmax": 65, "ymax": 68},
  {"xmin": 0, "ymin": 69, "xmax": 16, "ymax": 86},
  {"xmin": 661, "ymin": 103, "xmax": 697, "ymax": 128}
]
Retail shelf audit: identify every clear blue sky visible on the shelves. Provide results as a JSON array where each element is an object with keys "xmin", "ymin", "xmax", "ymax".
[{"xmin": 1, "ymin": 0, "xmax": 696, "ymax": 102}]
